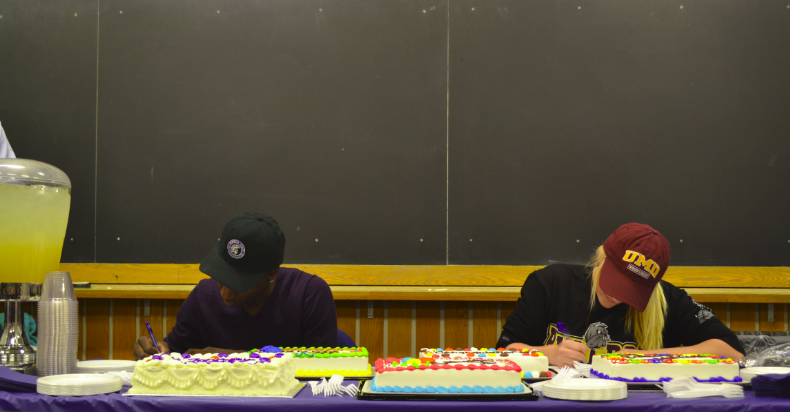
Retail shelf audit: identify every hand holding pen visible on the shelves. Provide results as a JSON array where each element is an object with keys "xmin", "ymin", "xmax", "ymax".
[{"xmin": 133, "ymin": 322, "xmax": 171, "ymax": 360}]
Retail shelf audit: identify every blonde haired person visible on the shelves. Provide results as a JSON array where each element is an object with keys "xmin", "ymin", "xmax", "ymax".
[{"xmin": 496, "ymin": 223, "xmax": 744, "ymax": 368}]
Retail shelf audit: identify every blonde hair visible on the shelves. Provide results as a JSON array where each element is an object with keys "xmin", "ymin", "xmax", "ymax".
[{"xmin": 587, "ymin": 246, "xmax": 667, "ymax": 350}]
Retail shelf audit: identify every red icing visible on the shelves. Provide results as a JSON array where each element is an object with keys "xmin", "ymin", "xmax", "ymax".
[
  {"xmin": 547, "ymin": 371, "xmax": 552, "ymax": 377},
  {"xmin": 395, "ymin": 367, "xmax": 406, "ymax": 371},
  {"xmin": 467, "ymin": 364, "xmax": 478, "ymax": 370},
  {"xmin": 504, "ymin": 366, "xmax": 513, "ymax": 371},
  {"xmin": 375, "ymin": 359, "xmax": 385, "ymax": 369},
  {"xmin": 454, "ymin": 364, "xmax": 464, "ymax": 370},
  {"xmin": 385, "ymin": 357, "xmax": 399, "ymax": 364},
  {"xmin": 376, "ymin": 367, "xmax": 384, "ymax": 373},
  {"xmin": 430, "ymin": 364, "xmax": 440, "ymax": 370},
  {"xmin": 491, "ymin": 365, "xmax": 501, "ymax": 370},
  {"xmin": 407, "ymin": 365, "xmax": 416, "ymax": 371},
  {"xmin": 463, "ymin": 348, "xmax": 471, "ymax": 351},
  {"xmin": 419, "ymin": 365, "xmax": 428, "ymax": 370},
  {"xmin": 479, "ymin": 365, "xmax": 490, "ymax": 370},
  {"xmin": 442, "ymin": 364, "xmax": 453, "ymax": 369},
  {"xmin": 385, "ymin": 367, "xmax": 396, "ymax": 372}
]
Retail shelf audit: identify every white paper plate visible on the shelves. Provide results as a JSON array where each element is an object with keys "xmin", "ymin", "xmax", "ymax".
[
  {"xmin": 740, "ymin": 367, "xmax": 790, "ymax": 383},
  {"xmin": 542, "ymin": 379, "xmax": 627, "ymax": 401},
  {"xmin": 77, "ymin": 360, "xmax": 137, "ymax": 373},
  {"xmin": 37, "ymin": 374, "xmax": 123, "ymax": 396}
]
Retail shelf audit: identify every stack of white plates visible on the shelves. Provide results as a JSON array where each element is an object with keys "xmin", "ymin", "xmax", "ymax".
[
  {"xmin": 542, "ymin": 379, "xmax": 627, "ymax": 401},
  {"xmin": 37, "ymin": 374, "xmax": 122, "ymax": 396},
  {"xmin": 76, "ymin": 360, "xmax": 137, "ymax": 374},
  {"xmin": 740, "ymin": 367, "xmax": 790, "ymax": 383}
]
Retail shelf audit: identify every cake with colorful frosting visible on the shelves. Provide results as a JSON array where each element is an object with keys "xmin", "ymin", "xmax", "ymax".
[
  {"xmin": 420, "ymin": 347, "xmax": 551, "ymax": 379},
  {"xmin": 590, "ymin": 353, "xmax": 741, "ymax": 382},
  {"xmin": 278, "ymin": 347, "xmax": 371, "ymax": 377},
  {"xmin": 370, "ymin": 356, "xmax": 525, "ymax": 393},
  {"xmin": 128, "ymin": 351, "xmax": 300, "ymax": 396}
]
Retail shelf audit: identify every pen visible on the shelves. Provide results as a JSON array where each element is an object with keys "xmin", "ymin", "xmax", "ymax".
[{"xmin": 145, "ymin": 321, "xmax": 161, "ymax": 353}]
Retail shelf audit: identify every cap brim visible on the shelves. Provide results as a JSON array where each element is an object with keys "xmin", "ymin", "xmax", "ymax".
[
  {"xmin": 199, "ymin": 247, "xmax": 269, "ymax": 293},
  {"xmin": 598, "ymin": 258, "xmax": 653, "ymax": 312}
]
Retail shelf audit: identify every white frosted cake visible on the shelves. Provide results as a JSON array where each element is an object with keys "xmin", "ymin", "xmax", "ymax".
[
  {"xmin": 370, "ymin": 356, "xmax": 524, "ymax": 393},
  {"xmin": 128, "ymin": 352, "xmax": 300, "ymax": 396},
  {"xmin": 420, "ymin": 347, "xmax": 551, "ymax": 378},
  {"xmin": 278, "ymin": 347, "xmax": 371, "ymax": 377},
  {"xmin": 590, "ymin": 353, "xmax": 741, "ymax": 382}
]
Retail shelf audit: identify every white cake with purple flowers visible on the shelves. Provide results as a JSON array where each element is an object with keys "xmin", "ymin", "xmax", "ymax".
[{"xmin": 128, "ymin": 349, "xmax": 299, "ymax": 396}]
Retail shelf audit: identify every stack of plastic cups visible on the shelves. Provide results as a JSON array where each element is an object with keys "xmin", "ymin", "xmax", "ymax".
[{"xmin": 37, "ymin": 271, "xmax": 79, "ymax": 376}]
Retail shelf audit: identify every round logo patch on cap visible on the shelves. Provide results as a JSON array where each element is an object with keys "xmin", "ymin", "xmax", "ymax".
[{"xmin": 227, "ymin": 239, "xmax": 245, "ymax": 259}]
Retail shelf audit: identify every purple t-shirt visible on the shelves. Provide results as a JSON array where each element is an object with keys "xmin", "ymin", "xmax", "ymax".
[{"xmin": 164, "ymin": 267, "xmax": 338, "ymax": 352}]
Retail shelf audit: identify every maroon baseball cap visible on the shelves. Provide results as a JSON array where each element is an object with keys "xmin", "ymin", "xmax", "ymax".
[{"xmin": 599, "ymin": 223, "xmax": 671, "ymax": 312}]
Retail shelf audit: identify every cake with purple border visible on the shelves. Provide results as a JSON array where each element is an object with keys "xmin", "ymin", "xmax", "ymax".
[
  {"xmin": 590, "ymin": 353, "xmax": 741, "ymax": 383},
  {"xmin": 128, "ymin": 351, "xmax": 300, "ymax": 396},
  {"xmin": 370, "ymin": 356, "xmax": 525, "ymax": 394}
]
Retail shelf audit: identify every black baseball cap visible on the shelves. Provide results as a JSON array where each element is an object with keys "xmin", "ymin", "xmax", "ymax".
[{"xmin": 199, "ymin": 212, "xmax": 286, "ymax": 293}]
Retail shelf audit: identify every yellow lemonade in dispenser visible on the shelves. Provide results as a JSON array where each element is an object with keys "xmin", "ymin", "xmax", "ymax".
[{"xmin": 0, "ymin": 182, "xmax": 71, "ymax": 284}]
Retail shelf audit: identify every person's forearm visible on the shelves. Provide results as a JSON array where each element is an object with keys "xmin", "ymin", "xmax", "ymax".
[{"xmin": 619, "ymin": 339, "xmax": 744, "ymax": 360}]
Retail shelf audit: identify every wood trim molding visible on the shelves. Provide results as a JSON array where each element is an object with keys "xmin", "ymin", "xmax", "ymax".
[
  {"xmin": 72, "ymin": 284, "xmax": 790, "ymax": 303},
  {"xmin": 60, "ymin": 263, "xmax": 790, "ymax": 288}
]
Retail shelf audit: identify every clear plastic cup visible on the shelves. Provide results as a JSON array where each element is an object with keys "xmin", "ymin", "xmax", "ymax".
[{"xmin": 40, "ymin": 271, "xmax": 77, "ymax": 301}]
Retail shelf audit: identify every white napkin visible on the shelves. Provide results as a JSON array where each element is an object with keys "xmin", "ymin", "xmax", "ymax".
[{"xmin": 104, "ymin": 371, "xmax": 134, "ymax": 386}]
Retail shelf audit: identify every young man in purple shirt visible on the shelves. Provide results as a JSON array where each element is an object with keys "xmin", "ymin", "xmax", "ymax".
[{"xmin": 134, "ymin": 212, "xmax": 338, "ymax": 359}]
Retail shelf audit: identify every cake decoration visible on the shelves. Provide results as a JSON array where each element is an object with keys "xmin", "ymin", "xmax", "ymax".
[
  {"xmin": 590, "ymin": 353, "xmax": 741, "ymax": 383},
  {"xmin": 371, "ymin": 356, "xmax": 524, "ymax": 393}
]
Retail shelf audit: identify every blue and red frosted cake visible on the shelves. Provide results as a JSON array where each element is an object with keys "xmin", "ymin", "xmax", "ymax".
[{"xmin": 370, "ymin": 356, "xmax": 525, "ymax": 393}]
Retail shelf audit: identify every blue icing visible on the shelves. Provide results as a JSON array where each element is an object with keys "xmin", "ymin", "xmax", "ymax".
[
  {"xmin": 401, "ymin": 357, "xmax": 413, "ymax": 363},
  {"xmin": 436, "ymin": 349, "xmax": 443, "ymax": 352},
  {"xmin": 495, "ymin": 387, "xmax": 507, "ymax": 393},
  {"xmin": 472, "ymin": 386, "xmax": 484, "ymax": 393},
  {"xmin": 484, "ymin": 386, "xmax": 495, "ymax": 393},
  {"xmin": 477, "ymin": 354, "xmax": 487, "ymax": 357},
  {"xmin": 414, "ymin": 387, "xmax": 425, "ymax": 393},
  {"xmin": 261, "ymin": 345, "xmax": 282, "ymax": 353},
  {"xmin": 449, "ymin": 386, "xmax": 461, "ymax": 393},
  {"xmin": 524, "ymin": 372, "xmax": 533, "ymax": 378},
  {"xmin": 382, "ymin": 386, "xmax": 393, "ymax": 392},
  {"xmin": 591, "ymin": 368, "xmax": 741, "ymax": 383},
  {"xmin": 392, "ymin": 386, "xmax": 403, "ymax": 393},
  {"xmin": 425, "ymin": 386, "xmax": 437, "ymax": 393},
  {"xmin": 437, "ymin": 386, "xmax": 449, "ymax": 394},
  {"xmin": 370, "ymin": 378, "xmax": 377, "ymax": 391},
  {"xmin": 461, "ymin": 386, "xmax": 473, "ymax": 393},
  {"xmin": 403, "ymin": 386, "xmax": 414, "ymax": 393}
]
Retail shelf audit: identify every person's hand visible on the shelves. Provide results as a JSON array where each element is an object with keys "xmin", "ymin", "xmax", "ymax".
[
  {"xmin": 133, "ymin": 336, "xmax": 170, "ymax": 360},
  {"xmin": 184, "ymin": 347, "xmax": 240, "ymax": 356},
  {"xmin": 542, "ymin": 340, "xmax": 588, "ymax": 368}
]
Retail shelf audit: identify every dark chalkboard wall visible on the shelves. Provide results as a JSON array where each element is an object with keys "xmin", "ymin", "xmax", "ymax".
[{"xmin": 1, "ymin": 0, "xmax": 788, "ymax": 266}]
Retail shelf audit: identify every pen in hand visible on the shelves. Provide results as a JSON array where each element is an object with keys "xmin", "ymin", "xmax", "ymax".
[{"xmin": 145, "ymin": 321, "xmax": 161, "ymax": 353}]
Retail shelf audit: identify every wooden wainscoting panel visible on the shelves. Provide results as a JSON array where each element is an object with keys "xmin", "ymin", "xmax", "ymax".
[
  {"xmin": 444, "ymin": 301, "xmax": 469, "ymax": 349},
  {"xmin": 472, "ymin": 301, "xmax": 498, "ymax": 349},
  {"xmin": 360, "ymin": 301, "xmax": 384, "ymax": 362},
  {"xmin": 730, "ymin": 303, "xmax": 757, "ymax": 331},
  {"xmin": 138, "ymin": 299, "xmax": 164, "ymax": 351},
  {"xmin": 416, "ymin": 301, "xmax": 440, "ymax": 351},
  {"xmin": 86, "ymin": 299, "xmax": 110, "ymax": 360},
  {"xmin": 760, "ymin": 303, "xmax": 785, "ymax": 332},
  {"xmin": 387, "ymin": 301, "xmax": 412, "ymax": 359},
  {"xmin": 165, "ymin": 300, "xmax": 183, "ymax": 338},
  {"xmin": 501, "ymin": 302, "xmax": 516, "ymax": 327},
  {"xmin": 335, "ymin": 300, "xmax": 356, "ymax": 346},
  {"xmin": 112, "ymin": 299, "xmax": 137, "ymax": 360}
]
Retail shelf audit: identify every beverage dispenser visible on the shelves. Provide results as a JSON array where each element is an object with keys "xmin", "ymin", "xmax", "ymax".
[{"xmin": 0, "ymin": 159, "xmax": 71, "ymax": 370}]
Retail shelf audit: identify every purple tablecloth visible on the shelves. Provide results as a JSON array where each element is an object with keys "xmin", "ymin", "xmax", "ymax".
[{"xmin": 1, "ymin": 383, "xmax": 789, "ymax": 412}]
